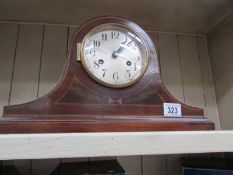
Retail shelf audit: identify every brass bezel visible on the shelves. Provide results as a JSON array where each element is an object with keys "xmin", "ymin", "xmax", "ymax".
[{"xmin": 79, "ymin": 23, "xmax": 149, "ymax": 88}]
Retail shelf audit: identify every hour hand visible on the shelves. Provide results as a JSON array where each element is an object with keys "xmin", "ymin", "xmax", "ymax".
[{"xmin": 112, "ymin": 47, "xmax": 123, "ymax": 58}]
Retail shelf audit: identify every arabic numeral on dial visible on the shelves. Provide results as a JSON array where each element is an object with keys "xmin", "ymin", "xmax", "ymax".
[
  {"xmin": 134, "ymin": 63, "xmax": 137, "ymax": 71},
  {"xmin": 126, "ymin": 70, "xmax": 131, "ymax": 78},
  {"xmin": 94, "ymin": 60, "xmax": 99, "ymax": 69},
  {"xmin": 102, "ymin": 69, "xmax": 107, "ymax": 77},
  {"xmin": 93, "ymin": 40, "xmax": 100, "ymax": 47},
  {"xmin": 89, "ymin": 50, "xmax": 96, "ymax": 57},
  {"xmin": 102, "ymin": 33, "xmax": 107, "ymax": 41},
  {"xmin": 131, "ymin": 42, "xmax": 136, "ymax": 49},
  {"xmin": 111, "ymin": 31, "xmax": 120, "ymax": 39},
  {"xmin": 113, "ymin": 72, "xmax": 119, "ymax": 80}
]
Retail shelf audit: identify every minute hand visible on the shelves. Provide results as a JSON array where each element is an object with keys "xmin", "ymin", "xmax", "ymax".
[
  {"xmin": 112, "ymin": 40, "xmax": 133, "ymax": 58},
  {"xmin": 115, "ymin": 53, "xmax": 138, "ymax": 62}
]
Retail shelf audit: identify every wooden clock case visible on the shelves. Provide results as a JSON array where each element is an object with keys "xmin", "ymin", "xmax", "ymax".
[{"xmin": 0, "ymin": 16, "xmax": 214, "ymax": 133}]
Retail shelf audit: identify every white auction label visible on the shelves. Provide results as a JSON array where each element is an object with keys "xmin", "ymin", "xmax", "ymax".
[{"xmin": 163, "ymin": 103, "xmax": 182, "ymax": 117}]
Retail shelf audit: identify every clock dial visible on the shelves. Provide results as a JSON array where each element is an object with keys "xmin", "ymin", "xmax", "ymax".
[{"xmin": 80, "ymin": 24, "xmax": 148, "ymax": 88}]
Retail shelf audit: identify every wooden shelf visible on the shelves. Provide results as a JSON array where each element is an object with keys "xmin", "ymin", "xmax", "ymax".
[{"xmin": 0, "ymin": 131, "xmax": 232, "ymax": 160}]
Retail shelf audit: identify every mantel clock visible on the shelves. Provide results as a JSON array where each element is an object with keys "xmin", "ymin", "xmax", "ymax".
[{"xmin": 0, "ymin": 16, "xmax": 214, "ymax": 133}]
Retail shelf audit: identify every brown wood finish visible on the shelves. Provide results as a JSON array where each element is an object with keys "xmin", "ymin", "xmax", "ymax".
[{"xmin": 0, "ymin": 16, "xmax": 214, "ymax": 133}]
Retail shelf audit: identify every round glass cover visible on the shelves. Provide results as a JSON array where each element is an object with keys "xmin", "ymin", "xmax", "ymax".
[{"xmin": 81, "ymin": 24, "xmax": 149, "ymax": 88}]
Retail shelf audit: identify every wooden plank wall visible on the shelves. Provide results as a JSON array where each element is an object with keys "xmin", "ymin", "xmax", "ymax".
[
  {"xmin": 208, "ymin": 13, "xmax": 233, "ymax": 130},
  {"xmin": 0, "ymin": 22, "xmax": 219, "ymax": 175}
]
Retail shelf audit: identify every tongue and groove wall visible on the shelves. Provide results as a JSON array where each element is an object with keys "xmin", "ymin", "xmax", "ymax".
[
  {"xmin": 0, "ymin": 22, "xmax": 219, "ymax": 175},
  {"xmin": 208, "ymin": 12, "xmax": 233, "ymax": 130}
]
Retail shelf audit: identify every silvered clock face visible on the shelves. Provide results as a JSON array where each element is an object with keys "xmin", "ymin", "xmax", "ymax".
[{"xmin": 80, "ymin": 24, "xmax": 149, "ymax": 88}]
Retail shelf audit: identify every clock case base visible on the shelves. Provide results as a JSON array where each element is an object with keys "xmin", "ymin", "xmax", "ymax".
[
  {"xmin": 0, "ymin": 116, "xmax": 214, "ymax": 133},
  {"xmin": 0, "ymin": 16, "xmax": 215, "ymax": 133}
]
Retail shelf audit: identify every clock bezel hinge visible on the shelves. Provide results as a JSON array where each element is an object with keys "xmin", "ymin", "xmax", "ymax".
[{"xmin": 76, "ymin": 43, "xmax": 82, "ymax": 62}]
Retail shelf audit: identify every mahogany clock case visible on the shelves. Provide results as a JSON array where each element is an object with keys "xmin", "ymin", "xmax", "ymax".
[{"xmin": 0, "ymin": 16, "xmax": 214, "ymax": 133}]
